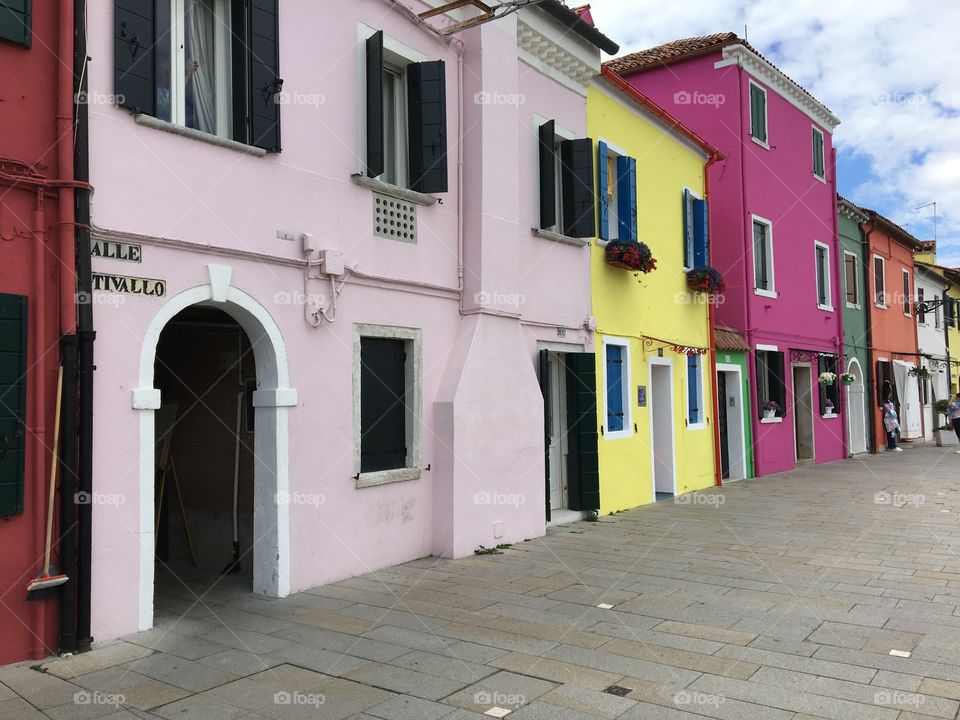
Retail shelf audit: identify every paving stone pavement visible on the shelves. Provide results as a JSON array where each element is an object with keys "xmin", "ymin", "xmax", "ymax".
[{"xmin": 5, "ymin": 445, "xmax": 960, "ymax": 719}]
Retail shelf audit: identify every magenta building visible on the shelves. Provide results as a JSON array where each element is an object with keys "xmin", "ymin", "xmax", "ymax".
[{"xmin": 609, "ymin": 34, "xmax": 844, "ymax": 475}]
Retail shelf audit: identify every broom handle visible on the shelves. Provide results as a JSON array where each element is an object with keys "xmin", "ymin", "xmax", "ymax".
[{"xmin": 44, "ymin": 367, "xmax": 63, "ymax": 571}]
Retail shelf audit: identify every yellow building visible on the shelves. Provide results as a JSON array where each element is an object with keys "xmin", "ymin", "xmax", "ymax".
[
  {"xmin": 915, "ymin": 244, "xmax": 960, "ymax": 394},
  {"xmin": 588, "ymin": 68, "xmax": 721, "ymax": 514}
]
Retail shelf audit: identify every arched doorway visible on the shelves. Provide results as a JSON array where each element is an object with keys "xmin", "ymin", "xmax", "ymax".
[
  {"xmin": 846, "ymin": 358, "xmax": 867, "ymax": 455},
  {"xmin": 131, "ymin": 270, "xmax": 296, "ymax": 630}
]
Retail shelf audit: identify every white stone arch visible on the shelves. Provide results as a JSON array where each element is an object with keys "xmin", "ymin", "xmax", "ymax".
[
  {"xmin": 131, "ymin": 265, "xmax": 296, "ymax": 630},
  {"xmin": 845, "ymin": 357, "xmax": 867, "ymax": 455}
]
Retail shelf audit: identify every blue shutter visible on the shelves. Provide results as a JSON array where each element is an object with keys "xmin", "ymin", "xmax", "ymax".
[
  {"xmin": 693, "ymin": 198, "xmax": 709, "ymax": 267},
  {"xmin": 617, "ymin": 156, "xmax": 636, "ymax": 241},
  {"xmin": 597, "ymin": 141, "xmax": 609, "ymax": 240},
  {"xmin": 605, "ymin": 344, "xmax": 624, "ymax": 432},
  {"xmin": 687, "ymin": 354, "xmax": 700, "ymax": 425},
  {"xmin": 682, "ymin": 188, "xmax": 694, "ymax": 267}
]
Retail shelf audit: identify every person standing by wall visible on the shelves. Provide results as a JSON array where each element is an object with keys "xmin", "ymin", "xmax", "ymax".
[
  {"xmin": 948, "ymin": 392, "xmax": 960, "ymax": 454},
  {"xmin": 883, "ymin": 394, "xmax": 902, "ymax": 452}
]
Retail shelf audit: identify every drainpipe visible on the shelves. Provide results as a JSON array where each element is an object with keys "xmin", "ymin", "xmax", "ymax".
[
  {"xmin": 705, "ymin": 152, "xmax": 723, "ymax": 487},
  {"xmin": 737, "ymin": 71, "xmax": 758, "ymax": 475},
  {"xmin": 74, "ymin": 0, "xmax": 95, "ymax": 652},
  {"xmin": 829, "ymin": 148, "xmax": 847, "ymax": 459},
  {"xmin": 454, "ymin": 37, "xmax": 465, "ymax": 313},
  {"xmin": 31, "ymin": 190, "xmax": 49, "ymax": 659},
  {"xmin": 863, "ymin": 224, "xmax": 878, "ymax": 452}
]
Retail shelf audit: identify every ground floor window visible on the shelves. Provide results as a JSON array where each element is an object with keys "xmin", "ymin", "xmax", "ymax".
[
  {"xmin": 756, "ymin": 349, "xmax": 786, "ymax": 418},
  {"xmin": 354, "ymin": 325, "xmax": 421, "ymax": 485},
  {"xmin": 603, "ymin": 338, "xmax": 630, "ymax": 437},
  {"xmin": 818, "ymin": 355, "xmax": 839, "ymax": 415},
  {"xmin": 686, "ymin": 353, "xmax": 705, "ymax": 427}
]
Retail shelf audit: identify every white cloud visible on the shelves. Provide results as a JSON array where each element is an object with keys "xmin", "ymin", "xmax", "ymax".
[{"xmin": 589, "ymin": 0, "xmax": 960, "ymax": 264}]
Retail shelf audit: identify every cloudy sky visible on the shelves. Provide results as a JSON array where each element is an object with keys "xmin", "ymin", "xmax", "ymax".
[{"xmin": 587, "ymin": 0, "xmax": 960, "ymax": 265}]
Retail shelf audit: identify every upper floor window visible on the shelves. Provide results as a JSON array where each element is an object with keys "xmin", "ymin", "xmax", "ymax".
[
  {"xmin": 844, "ymin": 252, "xmax": 859, "ymax": 307},
  {"xmin": 873, "ymin": 255, "xmax": 886, "ymax": 308},
  {"xmin": 753, "ymin": 217, "xmax": 774, "ymax": 296},
  {"xmin": 812, "ymin": 126, "xmax": 825, "ymax": 179},
  {"xmin": 814, "ymin": 241, "xmax": 832, "ymax": 310},
  {"xmin": 682, "ymin": 189, "xmax": 710, "ymax": 270},
  {"xmin": 917, "ymin": 287, "xmax": 926, "ymax": 324},
  {"xmin": 538, "ymin": 120, "xmax": 594, "ymax": 239},
  {"xmin": 365, "ymin": 30, "xmax": 448, "ymax": 193},
  {"xmin": 749, "ymin": 81, "xmax": 768, "ymax": 145},
  {"xmin": 597, "ymin": 141, "xmax": 637, "ymax": 242},
  {"xmin": 0, "ymin": 0, "xmax": 30, "ymax": 47},
  {"xmin": 115, "ymin": 0, "xmax": 281, "ymax": 151},
  {"xmin": 902, "ymin": 269, "xmax": 911, "ymax": 316}
]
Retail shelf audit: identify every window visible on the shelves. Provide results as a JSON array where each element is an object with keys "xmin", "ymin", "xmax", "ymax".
[
  {"xmin": 0, "ymin": 0, "xmax": 30, "ymax": 46},
  {"xmin": 538, "ymin": 120, "xmax": 595, "ymax": 238},
  {"xmin": 812, "ymin": 126, "xmax": 825, "ymax": 179},
  {"xmin": 753, "ymin": 217, "xmax": 774, "ymax": 295},
  {"xmin": 873, "ymin": 256, "xmax": 886, "ymax": 307},
  {"xmin": 935, "ymin": 298, "xmax": 942, "ymax": 329},
  {"xmin": 749, "ymin": 81, "xmax": 768, "ymax": 145},
  {"xmin": 876, "ymin": 359, "xmax": 898, "ymax": 408},
  {"xmin": 603, "ymin": 339, "xmax": 630, "ymax": 438},
  {"xmin": 597, "ymin": 141, "xmax": 637, "ymax": 241},
  {"xmin": 0, "ymin": 294, "xmax": 27, "ymax": 516},
  {"xmin": 819, "ymin": 355, "xmax": 838, "ymax": 416},
  {"xmin": 946, "ymin": 296, "xmax": 956, "ymax": 328},
  {"xmin": 354, "ymin": 325, "xmax": 422, "ymax": 486},
  {"xmin": 682, "ymin": 189, "xmax": 710, "ymax": 270},
  {"xmin": 115, "ymin": 0, "xmax": 281, "ymax": 151},
  {"xmin": 755, "ymin": 349, "xmax": 786, "ymax": 419},
  {"xmin": 902, "ymin": 270, "xmax": 912, "ymax": 316},
  {"xmin": 366, "ymin": 31, "xmax": 448, "ymax": 193},
  {"xmin": 917, "ymin": 287, "xmax": 926, "ymax": 324},
  {"xmin": 815, "ymin": 242, "xmax": 831, "ymax": 309},
  {"xmin": 687, "ymin": 354, "xmax": 705, "ymax": 427},
  {"xmin": 844, "ymin": 252, "xmax": 859, "ymax": 307}
]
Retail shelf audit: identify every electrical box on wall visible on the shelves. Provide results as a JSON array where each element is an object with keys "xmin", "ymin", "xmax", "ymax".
[{"xmin": 321, "ymin": 250, "xmax": 344, "ymax": 276}]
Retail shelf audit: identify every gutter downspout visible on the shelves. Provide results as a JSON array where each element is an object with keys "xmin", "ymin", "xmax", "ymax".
[
  {"xmin": 57, "ymin": 0, "xmax": 78, "ymax": 655},
  {"xmin": 74, "ymin": 0, "xmax": 95, "ymax": 652},
  {"xmin": 863, "ymin": 224, "xmax": 878, "ymax": 452},
  {"xmin": 31, "ymin": 190, "xmax": 49, "ymax": 659},
  {"xmin": 829, "ymin": 148, "xmax": 846, "ymax": 459},
  {"xmin": 704, "ymin": 152, "xmax": 723, "ymax": 487},
  {"xmin": 454, "ymin": 37, "xmax": 464, "ymax": 313}
]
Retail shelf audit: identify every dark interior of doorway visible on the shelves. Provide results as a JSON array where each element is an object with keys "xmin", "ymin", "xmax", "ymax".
[{"xmin": 153, "ymin": 306, "xmax": 256, "ymax": 615}]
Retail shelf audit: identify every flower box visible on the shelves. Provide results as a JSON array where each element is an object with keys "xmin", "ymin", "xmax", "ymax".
[
  {"xmin": 685, "ymin": 267, "xmax": 725, "ymax": 296},
  {"xmin": 604, "ymin": 240, "xmax": 657, "ymax": 273}
]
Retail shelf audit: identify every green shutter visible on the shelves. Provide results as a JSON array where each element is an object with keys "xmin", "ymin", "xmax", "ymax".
[
  {"xmin": 0, "ymin": 294, "xmax": 27, "ymax": 517},
  {"xmin": 565, "ymin": 353, "xmax": 599, "ymax": 511},
  {"xmin": 0, "ymin": 0, "xmax": 31, "ymax": 47},
  {"xmin": 750, "ymin": 83, "xmax": 766, "ymax": 143},
  {"xmin": 812, "ymin": 128, "xmax": 825, "ymax": 177}
]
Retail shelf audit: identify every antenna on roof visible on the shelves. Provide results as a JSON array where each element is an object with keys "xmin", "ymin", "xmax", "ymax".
[
  {"xmin": 916, "ymin": 201, "xmax": 938, "ymax": 245},
  {"xmin": 743, "ymin": 24, "xmax": 748, "ymax": 41}
]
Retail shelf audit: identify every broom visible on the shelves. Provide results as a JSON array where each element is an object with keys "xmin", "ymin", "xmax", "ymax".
[{"xmin": 27, "ymin": 366, "xmax": 69, "ymax": 599}]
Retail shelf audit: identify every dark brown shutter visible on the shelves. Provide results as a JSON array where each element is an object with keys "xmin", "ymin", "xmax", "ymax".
[
  {"xmin": 560, "ymin": 138, "xmax": 595, "ymax": 238},
  {"xmin": 115, "ymin": 0, "xmax": 155, "ymax": 115},
  {"xmin": 407, "ymin": 60, "xmax": 448, "ymax": 194},
  {"xmin": 538, "ymin": 120, "xmax": 556, "ymax": 229},
  {"xmin": 565, "ymin": 353, "xmax": 599, "ymax": 511},
  {"xmin": 365, "ymin": 31, "xmax": 384, "ymax": 178},
  {"xmin": 845, "ymin": 254, "xmax": 857, "ymax": 305},
  {"xmin": 247, "ymin": 0, "xmax": 282, "ymax": 152},
  {"xmin": 0, "ymin": 294, "xmax": 27, "ymax": 517}
]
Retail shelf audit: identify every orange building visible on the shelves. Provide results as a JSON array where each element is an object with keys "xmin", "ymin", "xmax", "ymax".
[{"xmin": 862, "ymin": 210, "xmax": 924, "ymax": 450}]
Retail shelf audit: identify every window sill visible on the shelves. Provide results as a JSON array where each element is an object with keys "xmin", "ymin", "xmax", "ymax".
[
  {"xmin": 356, "ymin": 466, "xmax": 421, "ymax": 488},
  {"xmin": 351, "ymin": 174, "xmax": 438, "ymax": 206},
  {"xmin": 751, "ymin": 136, "xmax": 770, "ymax": 150},
  {"xmin": 755, "ymin": 288, "xmax": 777, "ymax": 299},
  {"xmin": 818, "ymin": 304, "xmax": 834, "ymax": 312},
  {"xmin": 846, "ymin": 302, "xmax": 861, "ymax": 310},
  {"xmin": 603, "ymin": 429, "xmax": 632, "ymax": 440},
  {"xmin": 813, "ymin": 173, "xmax": 826, "ymax": 184},
  {"xmin": 822, "ymin": 413, "xmax": 838, "ymax": 419},
  {"xmin": 760, "ymin": 417, "xmax": 783, "ymax": 424},
  {"xmin": 134, "ymin": 114, "xmax": 267, "ymax": 157},
  {"xmin": 687, "ymin": 423, "xmax": 707, "ymax": 431},
  {"xmin": 533, "ymin": 228, "xmax": 590, "ymax": 247}
]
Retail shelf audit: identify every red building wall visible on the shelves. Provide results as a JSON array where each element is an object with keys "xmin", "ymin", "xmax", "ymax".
[{"xmin": 0, "ymin": 1, "xmax": 72, "ymax": 663}]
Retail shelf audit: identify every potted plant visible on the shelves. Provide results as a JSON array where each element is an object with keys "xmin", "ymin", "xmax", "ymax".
[
  {"xmin": 909, "ymin": 366, "xmax": 931, "ymax": 380},
  {"xmin": 825, "ymin": 398, "xmax": 835, "ymax": 414},
  {"xmin": 685, "ymin": 267, "xmax": 725, "ymax": 296},
  {"xmin": 818, "ymin": 372, "xmax": 837, "ymax": 386},
  {"xmin": 840, "ymin": 372, "xmax": 856, "ymax": 385},
  {"xmin": 762, "ymin": 400, "xmax": 780, "ymax": 419},
  {"xmin": 605, "ymin": 240, "xmax": 657, "ymax": 273},
  {"xmin": 934, "ymin": 399, "xmax": 958, "ymax": 447}
]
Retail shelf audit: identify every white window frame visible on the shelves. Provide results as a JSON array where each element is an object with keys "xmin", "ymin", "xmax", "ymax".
[
  {"xmin": 811, "ymin": 125, "xmax": 826, "ymax": 182},
  {"xmin": 686, "ymin": 353, "xmax": 707, "ymax": 430},
  {"xmin": 873, "ymin": 254, "xmax": 887, "ymax": 308},
  {"xmin": 755, "ymin": 345, "xmax": 784, "ymax": 424},
  {"xmin": 352, "ymin": 323, "xmax": 423, "ymax": 488},
  {"xmin": 748, "ymin": 80, "xmax": 769, "ymax": 149},
  {"xmin": 843, "ymin": 251, "xmax": 860, "ymax": 309},
  {"xmin": 752, "ymin": 214, "xmax": 776, "ymax": 298},
  {"xmin": 682, "ymin": 187, "xmax": 702, "ymax": 271},
  {"xmin": 166, "ymin": 0, "xmax": 234, "ymax": 139},
  {"xmin": 814, "ymin": 241, "xmax": 833, "ymax": 311},
  {"xmin": 601, "ymin": 335, "xmax": 632, "ymax": 440},
  {"xmin": 357, "ymin": 25, "xmax": 426, "ymax": 187},
  {"xmin": 902, "ymin": 269, "xmax": 912, "ymax": 317}
]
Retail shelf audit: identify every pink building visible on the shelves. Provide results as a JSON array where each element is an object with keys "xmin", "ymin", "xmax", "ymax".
[
  {"xmin": 609, "ymin": 34, "xmax": 844, "ymax": 475},
  {"xmin": 85, "ymin": 0, "xmax": 615, "ymax": 641}
]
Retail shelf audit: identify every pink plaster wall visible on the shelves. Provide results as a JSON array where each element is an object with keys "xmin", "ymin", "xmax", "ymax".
[
  {"xmin": 85, "ymin": 1, "xmax": 595, "ymax": 640},
  {"xmin": 622, "ymin": 51, "xmax": 844, "ymax": 475}
]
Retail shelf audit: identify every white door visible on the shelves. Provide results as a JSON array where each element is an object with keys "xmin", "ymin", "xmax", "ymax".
[
  {"xmin": 547, "ymin": 353, "xmax": 569, "ymax": 511},
  {"xmin": 895, "ymin": 361, "xmax": 923, "ymax": 439},
  {"xmin": 650, "ymin": 362, "xmax": 675, "ymax": 495},
  {"xmin": 846, "ymin": 360, "xmax": 867, "ymax": 455}
]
